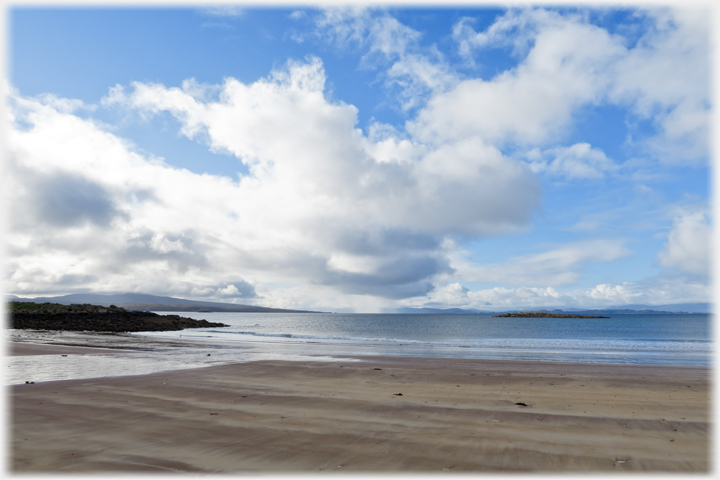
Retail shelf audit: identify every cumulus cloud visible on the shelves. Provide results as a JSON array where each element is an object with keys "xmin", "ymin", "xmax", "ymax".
[
  {"xmin": 412, "ymin": 219, "xmax": 711, "ymax": 309},
  {"xmin": 103, "ymin": 57, "xmax": 540, "ymax": 238},
  {"xmin": 7, "ymin": 59, "xmax": 540, "ymax": 305},
  {"xmin": 414, "ymin": 276, "xmax": 709, "ymax": 311},
  {"xmin": 424, "ymin": 283, "xmax": 470, "ymax": 306},
  {"xmin": 657, "ymin": 209, "xmax": 712, "ymax": 277},
  {"xmin": 442, "ymin": 7, "xmax": 710, "ymax": 163},
  {"xmin": 414, "ymin": 9, "xmax": 625, "ymax": 148},
  {"xmin": 17, "ymin": 169, "xmax": 126, "ymax": 228},
  {"xmin": 457, "ymin": 279, "xmax": 700, "ymax": 310},
  {"xmin": 608, "ymin": 8, "xmax": 710, "ymax": 164},
  {"xmin": 466, "ymin": 286, "xmax": 564, "ymax": 309},
  {"xmin": 216, "ymin": 281, "xmax": 257, "ymax": 299},
  {"xmin": 315, "ymin": 7, "xmax": 709, "ymax": 164},
  {"xmin": 6, "ymin": 8, "xmax": 710, "ymax": 311}
]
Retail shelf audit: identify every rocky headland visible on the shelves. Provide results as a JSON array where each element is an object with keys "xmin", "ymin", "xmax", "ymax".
[
  {"xmin": 8, "ymin": 302, "xmax": 229, "ymax": 332},
  {"xmin": 493, "ymin": 312, "xmax": 610, "ymax": 319}
]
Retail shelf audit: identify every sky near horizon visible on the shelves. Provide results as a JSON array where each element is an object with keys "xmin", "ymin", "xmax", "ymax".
[{"xmin": 5, "ymin": 5, "xmax": 713, "ymax": 312}]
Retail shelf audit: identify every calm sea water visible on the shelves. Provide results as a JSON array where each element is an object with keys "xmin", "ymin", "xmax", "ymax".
[
  {"xmin": 7, "ymin": 312, "xmax": 712, "ymax": 385},
  {"xmin": 143, "ymin": 312, "xmax": 713, "ymax": 366}
]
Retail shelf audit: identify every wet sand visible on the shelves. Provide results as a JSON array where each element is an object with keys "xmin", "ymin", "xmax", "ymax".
[
  {"xmin": 9, "ymin": 347, "xmax": 710, "ymax": 473},
  {"xmin": 7, "ymin": 341, "xmax": 138, "ymax": 356}
]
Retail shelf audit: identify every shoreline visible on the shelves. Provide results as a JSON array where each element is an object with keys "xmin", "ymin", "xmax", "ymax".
[
  {"xmin": 5, "ymin": 340, "xmax": 712, "ymax": 372},
  {"xmin": 9, "ymin": 343, "xmax": 711, "ymax": 473},
  {"xmin": 7, "ymin": 323, "xmax": 712, "ymax": 369},
  {"xmin": 6, "ymin": 336, "xmax": 711, "ymax": 369},
  {"xmin": 7, "ymin": 341, "xmax": 142, "ymax": 356}
]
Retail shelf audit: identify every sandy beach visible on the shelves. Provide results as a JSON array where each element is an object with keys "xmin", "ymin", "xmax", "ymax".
[{"xmin": 9, "ymin": 345, "xmax": 710, "ymax": 473}]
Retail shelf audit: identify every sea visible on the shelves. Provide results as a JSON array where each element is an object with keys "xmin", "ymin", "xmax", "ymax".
[{"xmin": 6, "ymin": 312, "xmax": 712, "ymax": 385}]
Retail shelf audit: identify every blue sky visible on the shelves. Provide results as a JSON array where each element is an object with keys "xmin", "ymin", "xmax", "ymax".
[{"xmin": 6, "ymin": 5, "xmax": 712, "ymax": 312}]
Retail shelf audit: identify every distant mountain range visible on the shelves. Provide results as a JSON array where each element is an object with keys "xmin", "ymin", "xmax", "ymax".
[
  {"xmin": 396, "ymin": 307, "xmax": 489, "ymax": 315},
  {"xmin": 396, "ymin": 302, "xmax": 712, "ymax": 315},
  {"xmin": 5, "ymin": 293, "xmax": 321, "ymax": 314},
  {"xmin": 5, "ymin": 293, "xmax": 711, "ymax": 315}
]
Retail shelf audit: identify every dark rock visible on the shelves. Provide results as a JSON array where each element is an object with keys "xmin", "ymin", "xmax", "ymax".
[{"xmin": 8, "ymin": 302, "xmax": 229, "ymax": 332}]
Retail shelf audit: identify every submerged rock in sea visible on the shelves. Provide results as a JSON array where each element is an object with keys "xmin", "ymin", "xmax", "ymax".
[{"xmin": 8, "ymin": 302, "xmax": 229, "ymax": 332}]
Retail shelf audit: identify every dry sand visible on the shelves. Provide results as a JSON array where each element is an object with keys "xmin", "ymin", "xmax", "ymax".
[{"xmin": 9, "ymin": 347, "xmax": 710, "ymax": 473}]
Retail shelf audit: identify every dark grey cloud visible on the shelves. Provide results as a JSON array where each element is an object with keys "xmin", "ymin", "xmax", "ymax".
[
  {"xmin": 230, "ymin": 246, "xmax": 452, "ymax": 299},
  {"xmin": 120, "ymin": 231, "xmax": 208, "ymax": 274},
  {"xmin": 320, "ymin": 254, "xmax": 453, "ymax": 299},
  {"xmin": 56, "ymin": 274, "xmax": 99, "ymax": 285},
  {"xmin": 329, "ymin": 227, "xmax": 442, "ymax": 256},
  {"xmin": 31, "ymin": 171, "xmax": 125, "ymax": 228}
]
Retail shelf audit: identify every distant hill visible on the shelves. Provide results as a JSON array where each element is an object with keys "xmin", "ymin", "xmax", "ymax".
[
  {"xmin": 395, "ymin": 307, "xmax": 489, "ymax": 314},
  {"xmin": 4, "ymin": 293, "xmax": 711, "ymax": 315},
  {"xmin": 4, "ymin": 293, "xmax": 321, "ymax": 314},
  {"xmin": 397, "ymin": 304, "xmax": 712, "ymax": 315},
  {"xmin": 602, "ymin": 303, "xmax": 712, "ymax": 314}
]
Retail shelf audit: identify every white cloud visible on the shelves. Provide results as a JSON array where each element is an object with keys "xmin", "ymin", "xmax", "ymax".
[
  {"xmin": 316, "ymin": 7, "xmax": 709, "ymax": 164},
  {"xmin": 289, "ymin": 10, "xmax": 306, "ymax": 20},
  {"xmin": 452, "ymin": 9, "xmax": 576, "ymax": 61},
  {"xmin": 584, "ymin": 283, "xmax": 640, "ymax": 303},
  {"xmin": 7, "ymin": 59, "xmax": 541, "ymax": 306},
  {"xmin": 657, "ymin": 209, "xmax": 712, "ymax": 276},
  {"xmin": 385, "ymin": 51, "xmax": 457, "ymax": 111},
  {"xmin": 526, "ymin": 143, "xmax": 617, "ymax": 179},
  {"xmin": 466, "ymin": 286, "xmax": 564, "ymax": 309},
  {"xmin": 579, "ymin": 273, "xmax": 710, "ymax": 308},
  {"xmin": 32, "ymin": 93, "xmax": 90, "ymax": 114},
  {"xmin": 6, "ymin": 90, "xmax": 251, "ymax": 299},
  {"xmin": 416, "ymin": 9, "xmax": 625, "ymax": 148},
  {"xmin": 7, "ymin": 8, "xmax": 711, "ymax": 311},
  {"xmin": 608, "ymin": 8, "xmax": 710, "ymax": 164},
  {"xmin": 424, "ymin": 283, "xmax": 470, "ymax": 306},
  {"xmin": 314, "ymin": 6, "xmax": 371, "ymax": 47},
  {"xmin": 216, "ymin": 282, "xmax": 256, "ymax": 299},
  {"xmin": 315, "ymin": 8, "xmax": 457, "ymax": 110},
  {"xmin": 365, "ymin": 14, "xmax": 421, "ymax": 59},
  {"xmin": 441, "ymin": 7, "xmax": 710, "ymax": 164},
  {"xmin": 104, "ymin": 57, "xmax": 540, "ymax": 238},
  {"xmin": 414, "ymin": 276, "xmax": 709, "ymax": 311},
  {"xmin": 452, "ymin": 239, "xmax": 632, "ymax": 287},
  {"xmin": 200, "ymin": 6, "xmax": 244, "ymax": 18}
]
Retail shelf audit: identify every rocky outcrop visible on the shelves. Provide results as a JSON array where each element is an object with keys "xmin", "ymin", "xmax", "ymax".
[
  {"xmin": 8, "ymin": 302, "xmax": 229, "ymax": 332},
  {"xmin": 493, "ymin": 312, "xmax": 610, "ymax": 319}
]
